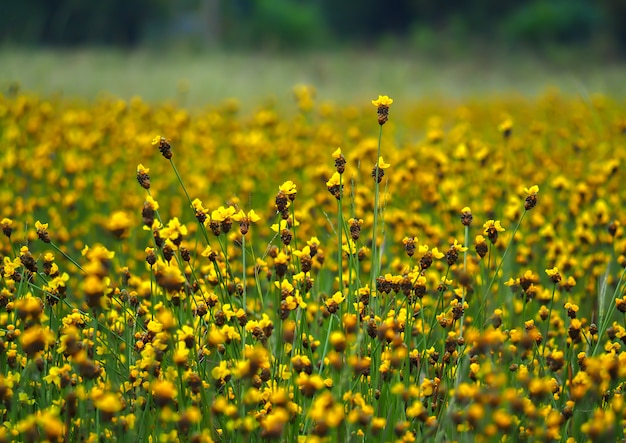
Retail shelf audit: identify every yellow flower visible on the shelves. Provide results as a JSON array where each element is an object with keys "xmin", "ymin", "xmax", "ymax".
[
  {"xmin": 332, "ymin": 147, "xmax": 342, "ymax": 158},
  {"xmin": 232, "ymin": 209, "xmax": 261, "ymax": 223},
  {"xmin": 377, "ymin": 156, "xmax": 391, "ymax": 169},
  {"xmin": 151, "ymin": 380, "xmax": 177, "ymax": 407},
  {"xmin": 35, "ymin": 220, "xmax": 48, "ymax": 231},
  {"xmin": 1, "ymin": 218, "xmax": 13, "ymax": 237},
  {"xmin": 106, "ymin": 211, "xmax": 132, "ymax": 238},
  {"xmin": 498, "ymin": 118, "xmax": 513, "ymax": 135},
  {"xmin": 431, "ymin": 247, "xmax": 445, "ymax": 259},
  {"xmin": 211, "ymin": 361, "xmax": 231, "ymax": 381},
  {"xmin": 278, "ymin": 180, "xmax": 297, "ymax": 195},
  {"xmin": 145, "ymin": 195, "xmax": 159, "ymax": 211},
  {"xmin": 371, "ymin": 95, "xmax": 394, "ymax": 107},
  {"xmin": 136, "ymin": 164, "xmax": 149, "ymax": 174},
  {"xmin": 94, "ymin": 392, "xmax": 123, "ymax": 414},
  {"xmin": 545, "ymin": 267, "xmax": 559, "ymax": 277},
  {"xmin": 20, "ymin": 325, "xmax": 55, "ymax": 358},
  {"xmin": 326, "ymin": 172, "xmax": 341, "ymax": 188},
  {"xmin": 524, "ymin": 185, "xmax": 539, "ymax": 196},
  {"xmin": 450, "ymin": 239, "xmax": 468, "ymax": 253},
  {"xmin": 210, "ymin": 206, "xmax": 236, "ymax": 223}
]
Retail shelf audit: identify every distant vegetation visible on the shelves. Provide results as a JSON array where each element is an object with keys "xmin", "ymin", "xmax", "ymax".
[{"xmin": 2, "ymin": 0, "xmax": 625, "ymax": 55}]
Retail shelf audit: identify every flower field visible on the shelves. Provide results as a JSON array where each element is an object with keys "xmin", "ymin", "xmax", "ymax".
[{"xmin": 1, "ymin": 87, "xmax": 626, "ymax": 442}]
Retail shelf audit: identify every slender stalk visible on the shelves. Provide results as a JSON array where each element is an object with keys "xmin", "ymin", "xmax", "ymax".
[
  {"xmin": 338, "ymin": 174, "xmax": 344, "ymax": 293},
  {"xmin": 370, "ymin": 125, "xmax": 383, "ymax": 303},
  {"xmin": 50, "ymin": 241, "xmax": 86, "ymax": 274},
  {"xmin": 542, "ymin": 283, "xmax": 557, "ymax": 354}
]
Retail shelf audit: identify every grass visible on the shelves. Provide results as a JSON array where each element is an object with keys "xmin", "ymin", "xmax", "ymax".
[{"xmin": 2, "ymin": 47, "xmax": 626, "ymax": 109}]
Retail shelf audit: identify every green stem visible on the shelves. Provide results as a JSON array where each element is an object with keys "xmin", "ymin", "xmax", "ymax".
[
  {"xmin": 542, "ymin": 283, "xmax": 557, "ymax": 355},
  {"xmin": 482, "ymin": 211, "xmax": 527, "ymax": 312},
  {"xmin": 370, "ymin": 124, "xmax": 383, "ymax": 311},
  {"xmin": 50, "ymin": 241, "xmax": 85, "ymax": 274},
  {"xmin": 337, "ymin": 175, "xmax": 344, "ymax": 294}
]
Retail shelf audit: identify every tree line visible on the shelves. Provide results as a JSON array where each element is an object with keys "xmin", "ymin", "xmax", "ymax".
[{"xmin": 2, "ymin": 0, "xmax": 625, "ymax": 53}]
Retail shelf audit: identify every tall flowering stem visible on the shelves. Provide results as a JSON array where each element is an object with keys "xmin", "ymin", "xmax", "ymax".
[
  {"xmin": 152, "ymin": 136, "xmax": 213, "ymax": 246},
  {"xmin": 542, "ymin": 267, "xmax": 561, "ymax": 354},
  {"xmin": 370, "ymin": 94, "xmax": 393, "ymax": 304}
]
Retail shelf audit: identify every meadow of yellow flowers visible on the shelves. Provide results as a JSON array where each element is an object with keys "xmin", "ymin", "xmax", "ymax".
[{"xmin": 1, "ymin": 86, "xmax": 626, "ymax": 442}]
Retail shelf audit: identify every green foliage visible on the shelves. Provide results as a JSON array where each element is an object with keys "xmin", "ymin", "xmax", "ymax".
[
  {"xmin": 0, "ymin": 0, "xmax": 624, "ymax": 53},
  {"xmin": 501, "ymin": 0, "xmax": 602, "ymax": 46},
  {"xmin": 0, "ymin": 0, "xmax": 172, "ymax": 46},
  {"xmin": 234, "ymin": 0, "xmax": 330, "ymax": 50}
]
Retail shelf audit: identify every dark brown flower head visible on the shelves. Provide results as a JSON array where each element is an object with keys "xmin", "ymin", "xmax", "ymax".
[
  {"xmin": 35, "ymin": 221, "xmax": 51, "ymax": 243},
  {"xmin": 19, "ymin": 247, "xmax": 38, "ymax": 273},
  {"xmin": 195, "ymin": 210, "xmax": 207, "ymax": 224},
  {"xmin": 180, "ymin": 247, "xmax": 191, "ymax": 262},
  {"xmin": 524, "ymin": 195, "xmax": 538, "ymax": 211},
  {"xmin": 475, "ymin": 236, "xmax": 489, "ymax": 258},
  {"xmin": 446, "ymin": 247, "xmax": 459, "ymax": 266},
  {"xmin": 209, "ymin": 220, "xmax": 221, "ymax": 236},
  {"xmin": 136, "ymin": 165, "xmax": 151, "ymax": 189},
  {"xmin": 280, "ymin": 228, "xmax": 293, "ymax": 246},
  {"xmin": 460, "ymin": 207, "xmax": 473, "ymax": 226},
  {"xmin": 608, "ymin": 220, "xmax": 620, "ymax": 237},
  {"xmin": 335, "ymin": 155, "xmax": 346, "ymax": 174},
  {"xmin": 403, "ymin": 237, "xmax": 417, "ymax": 257},
  {"xmin": 483, "ymin": 220, "xmax": 504, "ymax": 245},
  {"xmin": 326, "ymin": 172, "xmax": 343, "ymax": 200},
  {"xmin": 299, "ymin": 254, "xmax": 312, "ymax": 273},
  {"xmin": 1, "ymin": 218, "xmax": 13, "ymax": 238},
  {"xmin": 372, "ymin": 95, "xmax": 393, "ymax": 125},
  {"xmin": 153, "ymin": 136, "xmax": 172, "ymax": 159},
  {"xmin": 523, "ymin": 185, "xmax": 539, "ymax": 211},
  {"xmin": 371, "ymin": 166, "xmax": 385, "ymax": 183},
  {"xmin": 220, "ymin": 218, "xmax": 232, "ymax": 234},
  {"xmin": 275, "ymin": 192, "xmax": 289, "ymax": 213},
  {"xmin": 142, "ymin": 202, "xmax": 155, "ymax": 227},
  {"xmin": 349, "ymin": 218, "xmax": 363, "ymax": 241},
  {"xmin": 420, "ymin": 251, "xmax": 433, "ymax": 271},
  {"xmin": 357, "ymin": 247, "xmax": 367, "ymax": 262},
  {"xmin": 163, "ymin": 244, "xmax": 174, "ymax": 262}
]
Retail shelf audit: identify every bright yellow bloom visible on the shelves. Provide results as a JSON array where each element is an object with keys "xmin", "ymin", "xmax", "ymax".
[
  {"xmin": 498, "ymin": 118, "xmax": 513, "ymax": 133},
  {"xmin": 136, "ymin": 164, "xmax": 149, "ymax": 174},
  {"xmin": 377, "ymin": 156, "xmax": 391, "ymax": 169},
  {"xmin": 450, "ymin": 239, "xmax": 468, "ymax": 253},
  {"xmin": 210, "ymin": 206, "xmax": 236, "ymax": 222},
  {"xmin": 279, "ymin": 180, "xmax": 297, "ymax": 195},
  {"xmin": 545, "ymin": 267, "xmax": 559, "ymax": 277},
  {"xmin": 232, "ymin": 209, "xmax": 261, "ymax": 223},
  {"xmin": 211, "ymin": 361, "xmax": 231, "ymax": 381},
  {"xmin": 483, "ymin": 220, "xmax": 505, "ymax": 233},
  {"xmin": 94, "ymin": 392, "xmax": 123, "ymax": 414},
  {"xmin": 332, "ymin": 147, "xmax": 342, "ymax": 158},
  {"xmin": 524, "ymin": 184, "xmax": 540, "ymax": 195},
  {"xmin": 371, "ymin": 95, "xmax": 393, "ymax": 107},
  {"xmin": 145, "ymin": 195, "xmax": 159, "ymax": 210},
  {"xmin": 326, "ymin": 172, "xmax": 341, "ymax": 187},
  {"xmin": 431, "ymin": 247, "xmax": 445, "ymax": 259}
]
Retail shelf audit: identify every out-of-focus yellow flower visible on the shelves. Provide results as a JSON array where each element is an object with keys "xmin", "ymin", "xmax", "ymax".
[{"xmin": 377, "ymin": 156, "xmax": 390, "ymax": 169}]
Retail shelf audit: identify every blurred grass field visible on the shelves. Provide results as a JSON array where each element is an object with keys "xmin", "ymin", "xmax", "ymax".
[{"xmin": 3, "ymin": 48, "xmax": 626, "ymax": 108}]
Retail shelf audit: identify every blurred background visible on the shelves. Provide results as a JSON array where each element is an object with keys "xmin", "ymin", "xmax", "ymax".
[{"xmin": 2, "ymin": 0, "xmax": 626, "ymax": 106}]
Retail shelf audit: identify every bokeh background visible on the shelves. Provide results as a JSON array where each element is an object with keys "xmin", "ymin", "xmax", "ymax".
[{"xmin": 2, "ymin": 0, "xmax": 626, "ymax": 107}]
